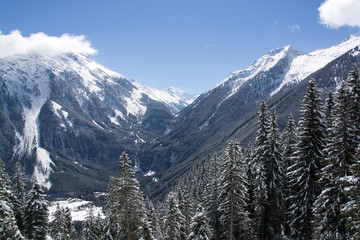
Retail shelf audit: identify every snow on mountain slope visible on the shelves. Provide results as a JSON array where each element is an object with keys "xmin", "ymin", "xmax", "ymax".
[
  {"xmin": 213, "ymin": 35, "xmax": 360, "ymax": 99},
  {"xmin": 133, "ymin": 83, "xmax": 198, "ymax": 114},
  {"xmin": 0, "ymin": 53, "xmax": 193, "ymax": 189},
  {"xmin": 272, "ymin": 34, "xmax": 360, "ymax": 95}
]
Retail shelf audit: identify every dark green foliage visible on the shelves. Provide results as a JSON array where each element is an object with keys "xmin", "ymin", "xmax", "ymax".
[
  {"xmin": 24, "ymin": 183, "xmax": 49, "ymax": 240},
  {"xmin": 188, "ymin": 202, "xmax": 212, "ymax": 240},
  {"xmin": 81, "ymin": 207, "xmax": 104, "ymax": 240},
  {"xmin": 287, "ymin": 79, "xmax": 326, "ymax": 239},
  {"xmin": 12, "ymin": 161, "xmax": 28, "ymax": 235},
  {"xmin": 218, "ymin": 141, "xmax": 254, "ymax": 240},
  {"xmin": 340, "ymin": 146, "xmax": 360, "ymax": 239},
  {"xmin": 204, "ymin": 154, "xmax": 222, "ymax": 240},
  {"xmin": 281, "ymin": 114, "xmax": 297, "ymax": 235},
  {"xmin": 0, "ymin": 159, "xmax": 24, "ymax": 239},
  {"xmin": 50, "ymin": 205, "xmax": 77, "ymax": 240},
  {"xmin": 163, "ymin": 190, "xmax": 186, "ymax": 240},
  {"xmin": 104, "ymin": 152, "xmax": 151, "ymax": 240}
]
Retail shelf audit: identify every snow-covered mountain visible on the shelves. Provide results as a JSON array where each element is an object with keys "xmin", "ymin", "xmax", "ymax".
[
  {"xmin": 1, "ymin": 35, "xmax": 360, "ymax": 200},
  {"xmin": 0, "ymin": 53, "xmax": 194, "ymax": 192},
  {"xmin": 141, "ymin": 35, "xmax": 360, "ymax": 200}
]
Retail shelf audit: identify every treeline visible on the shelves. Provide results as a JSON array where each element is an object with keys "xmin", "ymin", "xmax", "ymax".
[{"xmin": 1, "ymin": 68, "xmax": 359, "ymax": 239}]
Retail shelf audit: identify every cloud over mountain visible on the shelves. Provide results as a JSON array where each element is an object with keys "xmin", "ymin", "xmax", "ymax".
[
  {"xmin": 0, "ymin": 30, "xmax": 97, "ymax": 58},
  {"xmin": 318, "ymin": 0, "xmax": 360, "ymax": 29}
]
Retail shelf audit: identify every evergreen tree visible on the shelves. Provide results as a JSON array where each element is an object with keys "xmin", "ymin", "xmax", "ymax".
[
  {"xmin": 188, "ymin": 202, "xmax": 212, "ymax": 240},
  {"xmin": 81, "ymin": 207, "xmax": 103, "ymax": 240},
  {"xmin": 218, "ymin": 141, "xmax": 253, "ymax": 240},
  {"xmin": 50, "ymin": 205, "xmax": 77, "ymax": 240},
  {"xmin": 12, "ymin": 161, "xmax": 28, "ymax": 235},
  {"xmin": 0, "ymin": 159, "xmax": 24, "ymax": 239},
  {"xmin": 24, "ymin": 183, "xmax": 49, "ymax": 240},
  {"xmin": 163, "ymin": 190, "xmax": 186, "ymax": 240},
  {"xmin": 252, "ymin": 101, "xmax": 270, "ymax": 240},
  {"xmin": 264, "ymin": 108, "xmax": 284, "ymax": 236},
  {"xmin": 204, "ymin": 154, "xmax": 221, "ymax": 240},
  {"xmin": 325, "ymin": 91, "xmax": 334, "ymax": 129},
  {"xmin": 178, "ymin": 185, "xmax": 193, "ymax": 239},
  {"xmin": 287, "ymin": 79, "xmax": 326, "ymax": 239},
  {"xmin": 281, "ymin": 114, "xmax": 297, "ymax": 235},
  {"xmin": 340, "ymin": 146, "xmax": 360, "ymax": 240},
  {"xmin": 345, "ymin": 67, "xmax": 360, "ymax": 145},
  {"xmin": 103, "ymin": 152, "xmax": 151, "ymax": 240},
  {"xmin": 313, "ymin": 82, "xmax": 354, "ymax": 239},
  {"xmin": 145, "ymin": 198, "xmax": 163, "ymax": 240}
]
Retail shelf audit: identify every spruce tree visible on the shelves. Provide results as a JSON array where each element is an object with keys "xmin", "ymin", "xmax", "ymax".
[
  {"xmin": 24, "ymin": 183, "xmax": 49, "ymax": 240},
  {"xmin": 104, "ymin": 152, "xmax": 150, "ymax": 240},
  {"xmin": 188, "ymin": 202, "xmax": 212, "ymax": 240},
  {"xmin": 178, "ymin": 185, "xmax": 192, "ymax": 239},
  {"xmin": 204, "ymin": 154, "xmax": 221, "ymax": 240},
  {"xmin": 281, "ymin": 114, "xmax": 297, "ymax": 236},
  {"xmin": 287, "ymin": 79, "xmax": 326, "ymax": 239},
  {"xmin": 345, "ymin": 67, "xmax": 360, "ymax": 145},
  {"xmin": 313, "ymin": 82, "xmax": 354, "ymax": 239},
  {"xmin": 82, "ymin": 207, "xmax": 103, "ymax": 240},
  {"xmin": 145, "ymin": 198, "xmax": 163, "ymax": 240},
  {"xmin": 0, "ymin": 159, "xmax": 24, "ymax": 239},
  {"xmin": 218, "ymin": 141, "xmax": 253, "ymax": 240},
  {"xmin": 12, "ymin": 161, "xmax": 28, "ymax": 235},
  {"xmin": 163, "ymin": 190, "xmax": 186, "ymax": 240},
  {"xmin": 340, "ymin": 145, "xmax": 360, "ymax": 239},
  {"xmin": 252, "ymin": 101, "xmax": 270, "ymax": 240},
  {"xmin": 50, "ymin": 205, "xmax": 76, "ymax": 240},
  {"xmin": 265, "ymin": 108, "xmax": 284, "ymax": 236}
]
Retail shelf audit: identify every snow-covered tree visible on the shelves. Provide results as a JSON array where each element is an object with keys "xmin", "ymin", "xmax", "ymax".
[
  {"xmin": 252, "ymin": 101, "xmax": 270, "ymax": 240},
  {"xmin": 345, "ymin": 67, "xmax": 360, "ymax": 145},
  {"xmin": 24, "ymin": 183, "xmax": 49, "ymax": 240},
  {"xmin": 312, "ymin": 82, "xmax": 354, "ymax": 239},
  {"xmin": 204, "ymin": 154, "xmax": 221, "ymax": 240},
  {"xmin": 50, "ymin": 205, "xmax": 76, "ymax": 240},
  {"xmin": 12, "ymin": 161, "xmax": 28, "ymax": 235},
  {"xmin": 187, "ymin": 202, "xmax": 212, "ymax": 240},
  {"xmin": 145, "ymin": 198, "xmax": 163, "ymax": 240},
  {"xmin": 325, "ymin": 91, "xmax": 334, "ymax": 129},
  {"xmin": 163, "ymin": 190, "xmax": 186, "ymax": 240},
  {"xmin": 178, "ymin": 185, "xmax": 193, "ymax": 238},
  {"xmin": 264, "ymin": 108, "xmax": 285, "ymax": 236},
  {"xmin": 218, "ymin": 140, "xmax": 253, "ymax": 240},
  {"xmin": 103, "ymin": 151, "xmax": 151, "ymax": 240},
  {"xmin": 0, "ymin": 159, "xmax": 24, "ymax": 239},
  {"xmin": 287, "ymin": 79, "xmax": 326, "ymax": 239},
  {"xmin": 340, "ymin": 146, "xmax": 360, "ymax": 240},
  {"xmin": 281, "ymin": 114, "xmax": 297, "ymax": 235},
  {"xmin": 81, "ymin": 207, "xmax": 104, "ymax": 240}
]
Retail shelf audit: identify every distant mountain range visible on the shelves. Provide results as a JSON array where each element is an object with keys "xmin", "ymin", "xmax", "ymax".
[{"xmin": 0, "ymin": 35, "xmax": 359, "ymax": 199}]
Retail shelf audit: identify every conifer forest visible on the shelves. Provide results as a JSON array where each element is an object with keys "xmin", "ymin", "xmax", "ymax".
[{"xmin": 1, "ymin": 68, "xmax": 360, "ymax": 239}]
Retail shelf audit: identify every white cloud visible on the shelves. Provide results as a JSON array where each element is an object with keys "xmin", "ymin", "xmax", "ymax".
[
  {"xmin": 319, "ymin": 0, "xmax": 360, "ymax": 29},
  {"xmin": 204, "ymin": 44, "xmax": 214, "ymax": 48},
  {"xmin": 290, "ymin": 24, "xmax": 301, "ymax": 33},
  {"xmin": 0, "ymin": 30, "xmax": 97, "ymax": 58}
]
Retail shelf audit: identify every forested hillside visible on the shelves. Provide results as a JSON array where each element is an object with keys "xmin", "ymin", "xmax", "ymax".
[{"xmin": 1, "ymin": 67, "xmax": 359, "ymax": 239}]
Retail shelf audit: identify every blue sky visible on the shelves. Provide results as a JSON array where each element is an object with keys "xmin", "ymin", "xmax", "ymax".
[{"xmin": 1, "ymin": 0, "xmax": 360, "ymax": 94}]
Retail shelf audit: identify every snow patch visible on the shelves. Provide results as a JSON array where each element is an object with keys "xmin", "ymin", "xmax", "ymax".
[
  {"xmin": 2, "ymin": 56, "xmax": 55, "ymax": 190},
  {"xmin": 33, "ymin": 147, "xmax": 54, "ymax": 190},
  {"xmin": 109, "ymin": 109, "xmax": 125, "ymax": 125},
  {"xmin": 144, "ymin": 170, "xmax": 155, "ymax": 177},
  {"xmin": 49, "ymin": 198, "xmax": 104, "ymax": 222}
]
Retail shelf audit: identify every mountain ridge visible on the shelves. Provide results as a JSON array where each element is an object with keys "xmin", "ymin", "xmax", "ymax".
[{"xmin": 0, "ymin": 35, "xmax": 359, "ymax": 199}]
